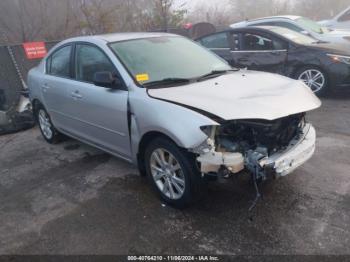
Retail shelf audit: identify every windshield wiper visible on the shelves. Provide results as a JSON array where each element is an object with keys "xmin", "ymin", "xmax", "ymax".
[
  {"xmin": 196, "ymin": 69, "xmax": 239, "ymax": 82},
  {"xmin": 143, "ymin": 78, "xmax": 190, "ymax": 88}
]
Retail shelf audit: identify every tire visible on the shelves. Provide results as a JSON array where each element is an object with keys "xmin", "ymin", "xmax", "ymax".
[
  {"xmin": 35, "ymin": 104, "xmax": 62, "ymax": 144},
  {"xmin": 295, "ymin": 66, "xmax": 329, "ymax": 96},
  {"xmin": 144, "ymin": 137, "xmax": 206, "ymax": 208}
]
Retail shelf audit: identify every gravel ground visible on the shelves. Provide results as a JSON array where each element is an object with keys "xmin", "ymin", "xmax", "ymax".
[{"xmin": 0, "ymin": 96, "xmax": 349, "ymax": 255}]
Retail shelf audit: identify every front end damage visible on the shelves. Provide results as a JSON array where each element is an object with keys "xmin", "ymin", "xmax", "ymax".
[{"xmin": 194, "ymin": 113, "xmax": 316, "ymax": 181}]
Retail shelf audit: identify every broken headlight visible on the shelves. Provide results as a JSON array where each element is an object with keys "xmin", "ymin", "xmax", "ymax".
[
  {"xmin": 200, "ymin": 125, "xmax": 215, "ymax": 137},
  {"xmin": 191, "ymin": 126, "xmax": 217, "ymax": 154}
]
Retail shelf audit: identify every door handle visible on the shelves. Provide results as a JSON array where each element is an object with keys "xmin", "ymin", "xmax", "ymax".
[{"xmin": 71, "ymin": 91, "xmax": 82, "ymax": 99}]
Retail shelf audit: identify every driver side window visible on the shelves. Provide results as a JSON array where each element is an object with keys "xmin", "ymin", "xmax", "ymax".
[
  {"xmin": 75, "ymin": 44, "xmax": 116, "ymax": 83},
  {"xmin": 242, "ymin": 33, "xmax": 286, "ymax": 51}
]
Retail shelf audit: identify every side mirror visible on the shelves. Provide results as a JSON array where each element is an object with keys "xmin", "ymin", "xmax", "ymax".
[{"xmin": 93, "ymin": 71, "xmax": 122, "ymax": 89}]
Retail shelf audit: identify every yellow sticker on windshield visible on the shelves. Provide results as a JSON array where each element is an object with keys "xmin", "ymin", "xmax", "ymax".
[{"xmin": 136, "ymin": 73, "xmax": 149, "ymax": 82}]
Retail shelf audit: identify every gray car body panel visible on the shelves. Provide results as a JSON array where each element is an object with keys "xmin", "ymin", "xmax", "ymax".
[
  {"xmin": 28, "ymin": 32, "xmax": 320, "ymax": 168},
  {"xmin": 231, "ymin": 16, "xmax": 350, "ymax": 44},
  {"xmin": 319, "ymin": 6, "xmax": 350, "ymax": 30}
]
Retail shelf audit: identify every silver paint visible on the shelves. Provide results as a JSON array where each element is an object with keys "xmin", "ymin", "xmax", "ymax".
[{"xmin": 28, "ymin": 33, "xmax": 321, "ymax": 173}]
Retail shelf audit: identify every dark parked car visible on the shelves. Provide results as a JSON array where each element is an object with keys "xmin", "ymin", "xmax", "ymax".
[{"xmin": 196, "ymin": 26, "xmax": 350, "ymax": 95}]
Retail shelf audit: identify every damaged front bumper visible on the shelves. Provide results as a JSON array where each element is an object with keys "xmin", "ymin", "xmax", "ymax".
[
  {"xmin": 197, "ymin": 123, "xmax": 316, "ymax": 179},
  {"xmin": 262, "ymin": 123, "xmax": 316, "ymax": 178}
]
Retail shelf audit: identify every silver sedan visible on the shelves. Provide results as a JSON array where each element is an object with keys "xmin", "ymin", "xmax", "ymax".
[{"xmin": 28, "ymin": 33, "xmax": 321, "ymax": 208}]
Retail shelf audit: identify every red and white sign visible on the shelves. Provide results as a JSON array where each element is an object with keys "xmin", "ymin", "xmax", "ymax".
[{"xmin": 23, "ymin": 42, "xmax": 47, "ymax": 59}]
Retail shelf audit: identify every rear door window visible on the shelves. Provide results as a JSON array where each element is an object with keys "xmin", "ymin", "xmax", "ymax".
[{"xmin": 47, "ymin": 45, "xmax": 72, "ymax": 78}]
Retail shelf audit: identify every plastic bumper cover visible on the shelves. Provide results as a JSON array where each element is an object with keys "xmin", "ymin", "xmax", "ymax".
[{"xmin": 264, "ymin": 123, "xmax": 316, "ymax": 177}]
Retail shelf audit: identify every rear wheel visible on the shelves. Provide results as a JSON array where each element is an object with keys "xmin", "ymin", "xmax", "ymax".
[
  {"xmin": 296, "ymin": 67, "xmax": 329, "ymax": 95},
  {"xmin": 144, "ymin": 137, "xmax": 206, "ymax": 208},
  {"xmin": 35, "ymin": 105, "xmax": 62, "ymax": 144}
]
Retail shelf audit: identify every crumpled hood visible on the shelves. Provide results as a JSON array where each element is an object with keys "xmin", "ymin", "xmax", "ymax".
[{"xmin": 148, "ymin": 71, "xmax": 321, "ymax": 121}]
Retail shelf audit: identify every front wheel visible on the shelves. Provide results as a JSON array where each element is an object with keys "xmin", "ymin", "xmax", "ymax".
[
  {"xmin": 144, "ymin": 137, "xmax": 206, "ymax": 208},
  {"xmin": 296, "ymin": 67, "xmax": 329, "ymax": 96}
]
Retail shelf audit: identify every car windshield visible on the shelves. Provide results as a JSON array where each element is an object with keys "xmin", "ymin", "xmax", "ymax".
[
  {"xmin": 109, "ymin": 36, "xmax": 231, "ymax": 86},
  {"xmin": 296, "ymin": 17, "xmax": 330, "ymax": 34},
  {"xmin": 270, "ymin": 27, "xmax": 318, "ymax": 45}
]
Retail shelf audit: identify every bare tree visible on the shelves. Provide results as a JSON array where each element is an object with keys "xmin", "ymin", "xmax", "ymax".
[
  {"xmin": 158, "ymin": 0, "xmax": 173, "ymax": 31},
  {"xmin": 2, "ymin": 0, "xmax": 349, "ymax": 46},
  {"xmin": 0, "ymin": 0, "xmax": 83, "ymax": 44},
  {"xmin": 187, "ymin": 2, "xmax": 232, "ymax": 26},
  {"xmin": 186, "ymin": 0, "xmax": 349, "ymax": 26},
  {"xmin": 78, "ymin": 0, "xmax": 122, "ymax": 35},
  {"xmin": 0, "ymin": 0, "xmax": 36, "ymax": 43},
  {"xmin": 229, "ymin": 0, "xmax": 292, "ymax": 21},
  {"xmin": 293, "ymin": 0, "xmax": 350, "ymax": 20},
  {"xmin": 140, "ymin": 0, "xmax": 187, "ymax": 31}
]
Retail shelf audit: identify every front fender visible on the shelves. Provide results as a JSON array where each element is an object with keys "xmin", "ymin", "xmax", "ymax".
[{"xmin": 129, "ymin": 89, "xmax": 219, "ymax": 162}]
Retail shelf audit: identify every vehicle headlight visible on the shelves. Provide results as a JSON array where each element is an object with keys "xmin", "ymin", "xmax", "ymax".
[
  {"xmin": 200, "ymin": 125, "xmax": 216, "ymax": 137},
  {"xmin": 191, "ymin": 126, "xmax": 217, "ymax": 154},
  {"xmin": 327, "ymin": 54, "xmax": 350, "ymax": 65}
]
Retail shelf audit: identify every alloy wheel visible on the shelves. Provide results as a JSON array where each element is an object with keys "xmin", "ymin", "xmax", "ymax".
[
  {"xmin": 298, "ymin": 69, "xmax": 325, "ymax": 93},
  {"xmin": 150, "ymin": 148, "xmax": 185, "ymax": 200},
  {"xmin": 38, "ymin": 109, "xmax": 53, "ymax": 139}
]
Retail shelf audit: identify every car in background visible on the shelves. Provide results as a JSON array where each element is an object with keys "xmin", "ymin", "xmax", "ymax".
[
  {"xmin": 319, "ymin": 6, "xmax": 350, "ymax": 30},
  {"xmin": 28, "ymin": 33, "xmax": 320, "ymax": 207},
  {"xmin": 231, "ymin": 16, "xmax": 350, "ymax": 44},
  {"xmin": 196, "ymin": 26, "xmax": 350, "ymax": 95}
]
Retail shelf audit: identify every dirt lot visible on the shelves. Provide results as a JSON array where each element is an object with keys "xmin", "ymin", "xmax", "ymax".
[{"xmin": 0, "ymin": 96, "xmax": 349, "ymax": 255}]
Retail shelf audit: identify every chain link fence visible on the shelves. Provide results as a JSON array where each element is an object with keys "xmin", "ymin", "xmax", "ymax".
[
  {"xmin": 0, "ymin": 45, "xmax": 22, "ymax": 112},
  {"xmin": 0, "ymin": 41, "xmax": 59, "ymax": 135}
]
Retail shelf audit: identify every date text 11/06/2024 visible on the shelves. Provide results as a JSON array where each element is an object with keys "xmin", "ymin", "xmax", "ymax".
[{"xmin": 127, "ymin": 255, "xmax": 220, "ymax": 261}]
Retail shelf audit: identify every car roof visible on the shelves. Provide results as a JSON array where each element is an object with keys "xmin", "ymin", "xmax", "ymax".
[
  {"xmin": 197, "ymin": 25, "xmax": 306, "ymax": 43},
  {"xmin": 196, "ymin": 26, "xmax": 281, "ymax": 40},
  {"xmin": 251, "ymin": 25, "xmax": 306, "ymax": 38},
  {"xmin": 230, "ymin": 16, "xmax": 301, "ymax": 28},
  {"xmin": 250, "ymin": 25, "xmax": 284, "ymax": 31},
  {"xmin": 247, "ymin": 15, "xmax": 301, "ymax": 22},
  {"xmin": 199, "ymin": 25, "xmax": 282, "ymax": 35},
  {"xmin": 65, "ymin": 32, "xmax": 179, "ymax": 44}
]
